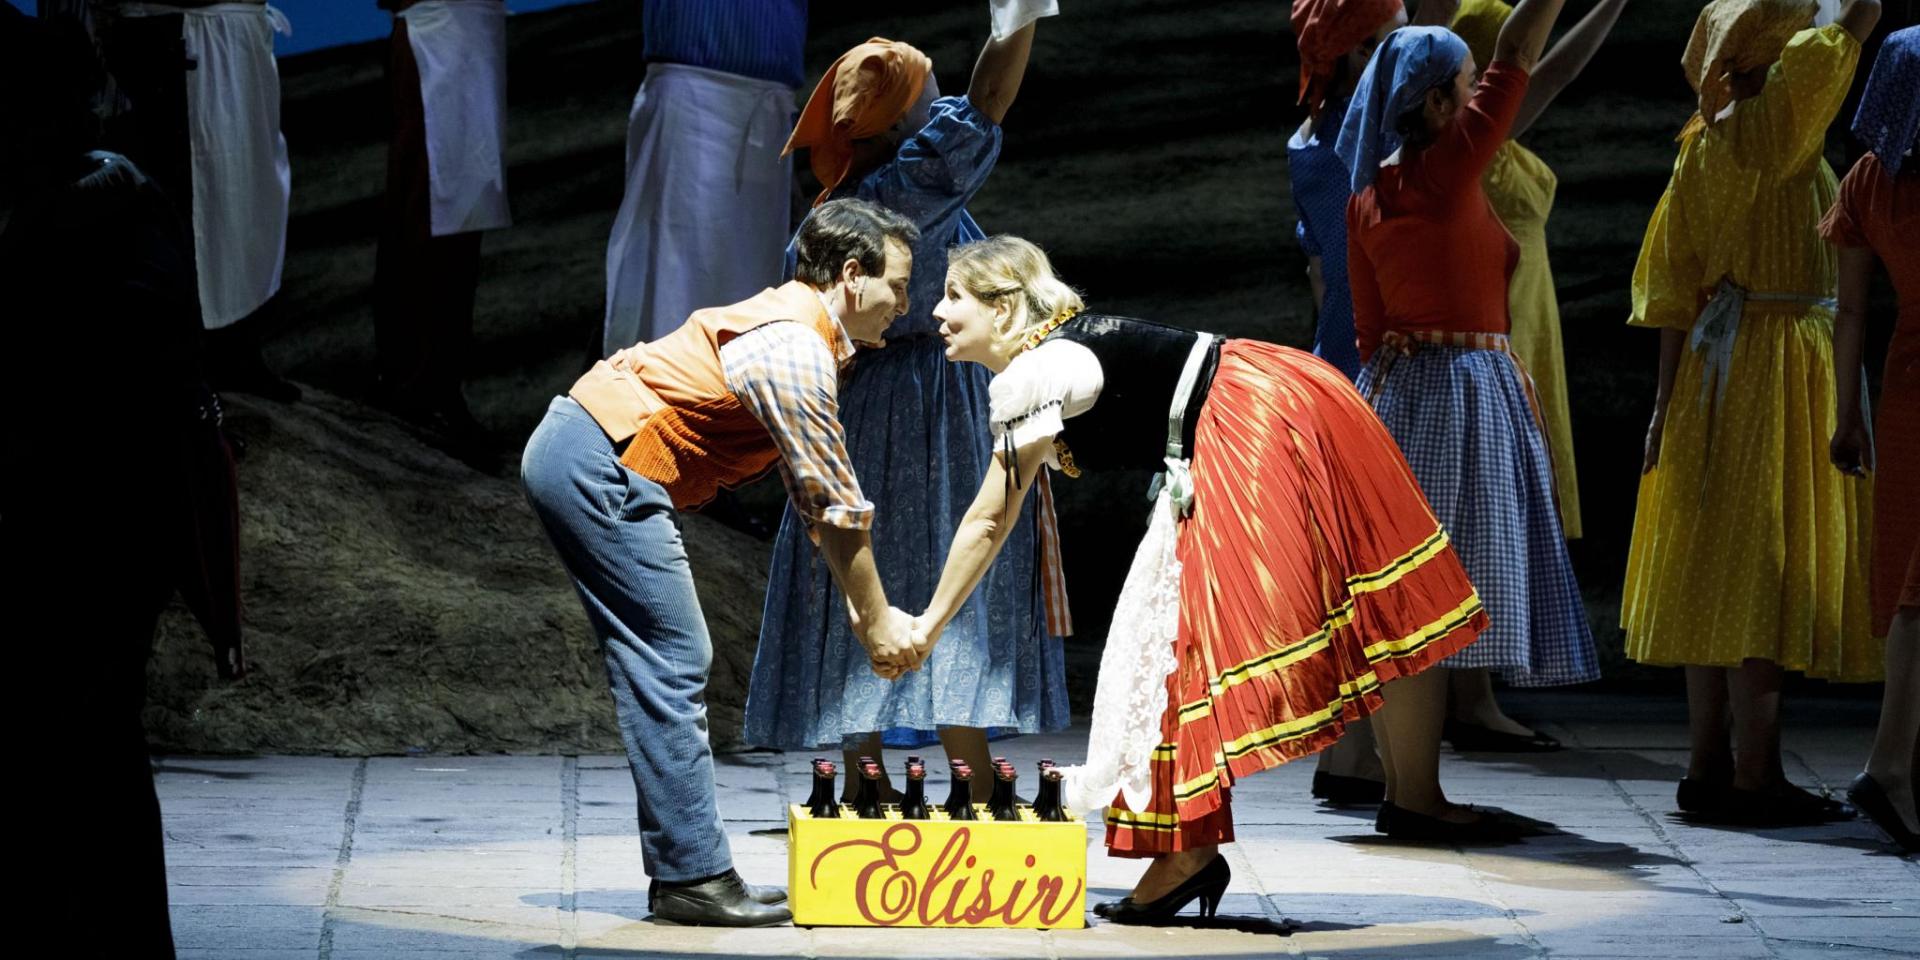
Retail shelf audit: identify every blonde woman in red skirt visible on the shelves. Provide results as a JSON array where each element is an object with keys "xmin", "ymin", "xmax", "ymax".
[{"xmin": 889, "ymin": 235, "xmax": 1492, "ymax": 924}]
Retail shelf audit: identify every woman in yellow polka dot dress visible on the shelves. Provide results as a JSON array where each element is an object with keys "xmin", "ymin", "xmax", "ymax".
[{"xmin": 1623, "ymin": 0, "xmax": 1882, "ymax": 825}]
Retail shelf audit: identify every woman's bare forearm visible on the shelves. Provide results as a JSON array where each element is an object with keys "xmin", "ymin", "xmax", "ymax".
[
  {"xmin": 1495, "ymin": 0, "xmax": 1568, "ymax": 72},
  {"xmin": 1509, "ymin": 0, "xmax": 1627, "ymax": 138},
  {"xmin": 1838, "ymin": 0, "xmax": 1882, "ymax": 45},
  {"xmin": 969, "ymin": 19, "xmax": 1037, "ymax": 124},
  {"xmin": 1653, "ymin": 327, "xmax": 1684, "ymax": 415},
  {"xmin": 1412, "ymin": 0, "xmax": 1461, "ymax": 27},
  {"xmin": 1831, "ymin": 247, "xmax": 1875, "ymax": 425},
  {"xmin": 923, "ymin": 439, "xmax": 1049, "ymax": 632}
]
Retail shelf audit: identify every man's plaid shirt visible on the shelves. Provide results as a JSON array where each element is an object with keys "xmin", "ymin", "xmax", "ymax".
[{"xmin": 719, "ymin": 319, "xmax": 873, "ymax": 530}]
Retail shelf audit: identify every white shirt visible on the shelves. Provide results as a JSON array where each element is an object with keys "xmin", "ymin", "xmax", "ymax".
[{"xmin": 986, "ymin": 339, "xmax": 1104, "ymax": 467}]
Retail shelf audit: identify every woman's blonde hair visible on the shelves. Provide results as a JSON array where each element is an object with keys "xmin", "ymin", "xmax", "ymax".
[{"xmin": 946, "ymin": 235, "xmax": 1085, "ymax": 355}]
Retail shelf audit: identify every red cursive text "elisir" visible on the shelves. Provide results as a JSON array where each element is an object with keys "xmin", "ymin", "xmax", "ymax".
[{"xmin": 808, "ymin": 823, "xmax": 1082, "ymax": 927}]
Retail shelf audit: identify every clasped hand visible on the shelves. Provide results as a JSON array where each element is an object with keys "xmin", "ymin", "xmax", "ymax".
[{"xmin": 855, "ymin": 608, "xmax": 942, "ymax": 681}]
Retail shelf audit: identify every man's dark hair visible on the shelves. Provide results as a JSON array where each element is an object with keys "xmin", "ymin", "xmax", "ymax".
[{"xmin": 792, "ymin": 198, "xmax": 921, "ymax": 285}]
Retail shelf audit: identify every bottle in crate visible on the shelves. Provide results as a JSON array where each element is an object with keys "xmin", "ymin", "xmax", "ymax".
[
  {"xmin": 854, "ymin": 757, "xmax": 884, "ymax": 819},
  {"xmin": 900, "ymin": 757, "xmax": 930, "ymax": 820},
  {"xmin": 944, "ymin": 760, "xmax": 978, "ymax": 820},
  {"xmin": 1035, "ymin": 767, "xmax": 1069, "ymax": 822},
  {"xmin": 806, "ymin": 758, "xmax": 840, "ymax": 818},
  {"xmin": 989, "ymin": 760, "xmax": 1020, "ymax": 821}
]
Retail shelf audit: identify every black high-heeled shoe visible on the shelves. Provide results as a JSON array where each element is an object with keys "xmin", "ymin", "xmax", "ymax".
[
  {"xmin": 1848, "ymin": 773, "xmax": 1920, "ymax": 852},
  {"xmin": 1100, "ymin": 854, "xmax": 1231, "ymax": 925}
]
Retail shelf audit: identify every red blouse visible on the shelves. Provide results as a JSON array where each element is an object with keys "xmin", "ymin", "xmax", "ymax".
[{"xmin": 1346, "ymin": 60, "xmax": 1531, "ymax": 361}]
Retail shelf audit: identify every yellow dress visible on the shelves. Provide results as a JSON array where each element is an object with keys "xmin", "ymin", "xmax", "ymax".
[
  {"xmin": 1622, "ymin": 24, "xmax": 1878, "ymax": 680},
  {"xmin": 1485, "ymin": 140, "xmax": 1582, "ymax": 538}
]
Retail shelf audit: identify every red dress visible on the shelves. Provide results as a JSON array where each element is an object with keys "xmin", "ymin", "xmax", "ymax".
[{"xmin": 1104, "ymin": 341, "xmax": 1487, "ymax": 855}]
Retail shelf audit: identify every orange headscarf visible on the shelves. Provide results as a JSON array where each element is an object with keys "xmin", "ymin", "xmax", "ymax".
[
  {"xmin": 1291, "ymin": 0, "xmax": 1406, "ymax": 118},
  {"xmin": 1681, "ymin": 0, "xmax": 1815, "ymax": 132},
  {"xmin": 783, "ymin": 38, "xmax": 933, "ymax": 206}
]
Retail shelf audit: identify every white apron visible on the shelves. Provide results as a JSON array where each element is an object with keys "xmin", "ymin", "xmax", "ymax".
[
  {"xmin": 396, "ymin": 0, "xmax": 512, "ymax": 237},
  {"xmin": 602, "ymin": 62, "xmax": 793, "ymax": 356},
  {"xmin": 121, "ymin": 2, "xmax": 292, "ymax": 330}
]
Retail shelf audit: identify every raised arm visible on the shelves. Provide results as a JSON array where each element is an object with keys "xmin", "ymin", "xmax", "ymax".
[
  {"xmin": 1837, "ymin": 0, "xmax": 1881, "ymax": 45},
  {"xmin": 1508, "ymin": 0, "xmax": 1628, "ymax": 139},
  {"xmin": 968, "ymin": 18, "xmax": 1037, "ymax": 124},
  {"xmin": 1411, "ymin": 0, "xmax": 1462, "ymax": 27},
  {"xmin": 1494, "ymin": 0, "xmax": 1569, "ymax": 72}
]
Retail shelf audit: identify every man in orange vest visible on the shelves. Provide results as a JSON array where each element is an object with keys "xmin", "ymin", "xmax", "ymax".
[{"xmin": 521, "ymin": 198, "xmax": 920, "ymax": 926}]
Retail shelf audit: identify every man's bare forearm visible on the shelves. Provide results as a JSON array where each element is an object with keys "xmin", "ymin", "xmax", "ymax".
[{"xmin": 816, "ymin": 523, "xmax": 890, "ymax": 629}]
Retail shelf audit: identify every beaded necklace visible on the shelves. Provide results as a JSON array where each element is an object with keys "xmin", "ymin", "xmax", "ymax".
[{"xmin": 1016, "ymin": 306, "xmax": 1078, "ymax": 355}]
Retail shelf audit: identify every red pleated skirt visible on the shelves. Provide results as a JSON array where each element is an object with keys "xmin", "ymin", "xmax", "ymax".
[{"xmin": 1105, "ymin": 340, "xmax": 1487, "ymax": 856}]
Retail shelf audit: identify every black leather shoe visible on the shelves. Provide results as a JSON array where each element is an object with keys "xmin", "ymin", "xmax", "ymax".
[
  {"xmin": 1676, "ymin": 777, "xmax": 1730, "ymax": 815},
  {"xmin": 741, "ymin": 878, "xmax": 788, "ymax": 905},
  {"xmin": 1103, "ymin": 855, "xmax": 1230, "ymax": 925},
  {"xmin": 1313, "ymin": 771, "xmax": 1386, "ymax": 806},
  {"xmin": 1443, "ymin": 719, "xmax": 1562, "ymax": 752},
  {"xmin": 1848, "ymin": 773, "xmax": 1920, "ymax": 852},
  {"xmin": 650, "ymin": 874, "xmax": 787, "ymax": 907},
  {"xmin": 1375, "ymin": 802, "xmax": 1522, "ymax": 843},
  {"xmin": 649, "ymin": 870, "xmax": 792, "ymax": 926}
]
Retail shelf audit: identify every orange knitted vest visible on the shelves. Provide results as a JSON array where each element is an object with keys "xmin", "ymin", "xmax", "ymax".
[{"xmin": 568, "ymin": 282, "xmax": 847, "ymax": 511}]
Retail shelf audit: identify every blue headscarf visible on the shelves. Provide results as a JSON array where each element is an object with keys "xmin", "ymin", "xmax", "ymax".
[
  {"xmin": 1334, "ymin": 25, "xmax": 1470, "ymax": 192},
  {"xmin": 1852, "ymin": 26, "xmax": 1918, "ymax": 175}
]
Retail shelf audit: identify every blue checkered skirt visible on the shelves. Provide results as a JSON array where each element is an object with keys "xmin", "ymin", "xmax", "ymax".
[{"xmin": 1356, "ymin": 345, "xmax": 1598, "ymax": 686}]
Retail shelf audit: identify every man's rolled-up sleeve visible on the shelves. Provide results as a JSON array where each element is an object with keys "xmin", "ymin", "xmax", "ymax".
[{"xmin": 722, "ymin": 323, "xmax": 874, "ymax": 530}]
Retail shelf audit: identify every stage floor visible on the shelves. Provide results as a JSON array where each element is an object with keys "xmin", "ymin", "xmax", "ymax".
[{"xmin": 156, "ymin": 691, "xmax": 1915, "ymax": 958}]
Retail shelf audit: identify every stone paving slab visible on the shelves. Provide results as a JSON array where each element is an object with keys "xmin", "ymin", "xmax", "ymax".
[{"xmin": 156, "ymin": 693, "xmax": 1915, "ymax": 957}]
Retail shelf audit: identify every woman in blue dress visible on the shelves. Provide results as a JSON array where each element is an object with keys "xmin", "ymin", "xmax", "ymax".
[
  {"xmin": 746, "ymin": 14, "xmax": 1069, "ymax": 801},
  {"xmin": 1286, "ymin": 0, "xmax": 1417, "ymax": 807},
  {"xmin": 1288, "ymin": 0, "xmax": 1412, "ymax": 381}
]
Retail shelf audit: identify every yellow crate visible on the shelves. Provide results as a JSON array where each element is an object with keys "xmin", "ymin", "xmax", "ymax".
[{"xmin": 786, "ymin": 804, "xmax": 1087, "ymax": 929}]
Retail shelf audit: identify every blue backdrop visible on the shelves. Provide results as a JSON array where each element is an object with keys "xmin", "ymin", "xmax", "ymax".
[{"xmin": 7, "ymin": 0, "xmax": 597, "ymax": 56}]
